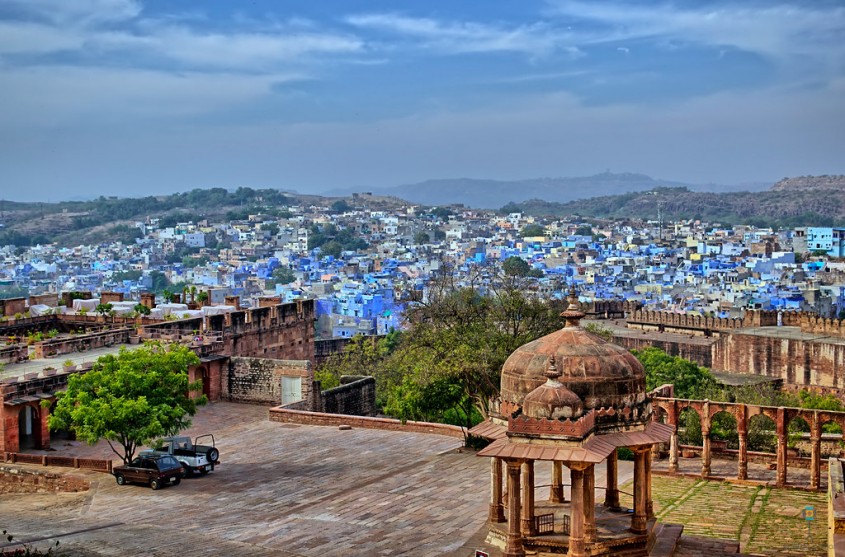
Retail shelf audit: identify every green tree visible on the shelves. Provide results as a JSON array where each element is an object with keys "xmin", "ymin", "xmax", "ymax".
[
  {"xmin": 321, "ymin": 240, "xmax": 343, "ymax": 258},
  {"xmin": 95, "ymin": 303, "xmax": 113, "ymax": 316},
  {"xmin": 631, "ymin": 346, "xmax": 716, "ymax": 398},
  {"xmin": 574, "ymin": 225, "xmax": 594, "ymax": 237},
  {"xmin": 502, "ymin": 256, "xmax": 531, "ymax": 277},
  {"xmin": 520, "ymin": 224, "xmax": 545, "ymax": 237},
  {"xmin": 414, "ymin": 231, "xmax": 431, "ymax": 244},
  {"xmin": 331, "ymin": 200, "xmax": 352, "ymax": 213},
  {"xmin": 134, "ymin": 303, "xmax": 151, "ymax": 316},
  {"xmin": 47, "ymin": 343, "xmax": 204, "ymax": 464},
  {"xmin": 269, "ymin": 266, "xmax": 296, "ymax": 286}
]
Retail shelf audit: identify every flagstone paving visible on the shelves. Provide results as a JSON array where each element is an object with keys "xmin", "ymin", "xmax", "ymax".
[
  {"xmin": 619, "ymin": 475, "xmax": 827, "ymax": 556},
  {"xmin": 0, "ymin": 402, "xmax": 833, "ymax": 556}
]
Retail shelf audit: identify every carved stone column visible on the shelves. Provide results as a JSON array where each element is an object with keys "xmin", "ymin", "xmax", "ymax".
[
  {"xmin": 568, "ymin": 465, "xmax": 587, "ymax": 557},
  {"xmin": 604, "ymin": 450, "xmax": 620, "ymax": 510},
  {"xmin": 701, "ymin": 424, "xmax": 712, "ymax": 478},
  {"xmin": 737, "ymin": 404, "xmax": 748, "ymax": 480},
  {"xmin": 738, "ymin": 432, "xmax": 748, "ymax": 480},
  {"xmin": 668, "ymin": 431, "xmax": 679, "ymax": 473},
  {"xmin": 776, "ymin": 407, "xmax": 787, "ymax": 488},
  {"xmin": 504, "ymin": 460, "xmax": 525, "ymax": 557},
  {"xmin": 646, "ymin": 448, "xmax": 654, "ymax": 519},
  {"xmin": 549, "ymin": 460, "xmax": 564, "ymax": 503},
  {"xmin": 585, "ymin": 464, "xmax": 596, "ymax": 543},
  {"xmin": 631, "ymin": 448, "xmax": 648, "ymax": 535},
  {"xmin": 489, "ymin": 457, "xmax": 505, "ymax": 522},
  {"xmin": 810, "ymin": 413, "xmax": 822, "ymax": 490},
  {"xmin": 520, "ymin": 460, "xmax": 535, "ymax": 537}
]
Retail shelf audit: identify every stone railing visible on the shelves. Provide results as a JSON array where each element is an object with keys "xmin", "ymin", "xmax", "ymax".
[{"xmin": 268, "ymin": 407, "xmax": 465, "ymax": 439}]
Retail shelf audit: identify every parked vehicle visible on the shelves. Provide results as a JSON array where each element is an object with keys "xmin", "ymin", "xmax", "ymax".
[
  {"xmin": 113, "ymin": 454, "xmax": 183, "ymax": 489},
  {"xmin": 141, "ymin": 434, "xmax": 219, "ymax": 477}
]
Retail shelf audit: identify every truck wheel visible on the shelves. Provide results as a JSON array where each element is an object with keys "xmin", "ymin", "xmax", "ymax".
[
  {"xmin": 115, "ymin": 474, "xmax": 125, "ymax": 486},
  {"xmin": 207, "ymin": 448, "xmax": 219, "ymax": 463},
  {"xmin": 182, "ymin": 464, "xmax": 192, "ymax": 478},
  {"xmin": 150, "ymin": 479, "xmax": 161, "ymax": 490}
]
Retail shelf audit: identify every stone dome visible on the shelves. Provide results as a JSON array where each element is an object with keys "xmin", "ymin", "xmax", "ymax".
[
  {"xmin": 521, "ymin": 356, "xmax": 584, "ymax": 419},
  {"xmin": 500, "ymin": 293, "xmax": 645, "ymax": 412}
]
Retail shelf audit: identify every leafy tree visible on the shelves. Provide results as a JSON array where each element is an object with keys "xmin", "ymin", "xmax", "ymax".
[
  {"xmin": 574, "ymin": 224, "xmax": 594, "ymax": 237},
  {"xmin": 134, "ymin": 303, "xmax": 151, "ymax": 316},
  {"xmin": 95, "ymin": 303, "xmax": 113, "ymax": 316},
  {"xmin": 414, "ymin": 231, "xmax": 431, "ymax": 244},
  {"xmin": 520, "ymin": 224, "xmax": 545, "ymax": 237},
  {"xmin": 430, "ymin": 207, "xmax": 453, "ymax": 219},
  {"xmin": 316, "ymin": 332, "xmax": 401, "ymax": 390},
  {"xmin": 503, "ymin": 256, "xmax": 531, "ymax": 277},
  {"xmin": 47, "ymin": 343, "xmax": 204, "ymax": 464},
  {"xmin": 631, "ymin": 346, "xmax": 716, "ymax": 398},
  {"xmin": 321, "ymin": 240, "xmax": 343, "ymax": 258},
  {"xmin": 499, "ymin": 202, "xmax": 521, "ymax": 215},
  {"xmin": 331, "ymin": 200, "xmax": 352, "ymax": 213},
  {"xmin": 269, "ymin": 266, "xmax": 296, "ymax": 286}
]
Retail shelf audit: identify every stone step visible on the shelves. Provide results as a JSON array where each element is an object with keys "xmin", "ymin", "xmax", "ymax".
[{"xmin": 649, "ymin": 523, "xmax": 684, "ymax": 557}]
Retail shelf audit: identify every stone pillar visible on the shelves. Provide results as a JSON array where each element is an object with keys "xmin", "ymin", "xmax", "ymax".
[
  {"xmin": 504, "ymin": 461, "xmax": 525, "ymax": 557},
  {"xmin": 585, "ymin": 464, "xmax": 596, "ymax": 543},
  {"xmin": 604, "ymin": 450, "xmax": 620, "ymax": 509},
  {"xmin": 701, "ymin": 401, "xmax": 711, "ymax": 477},
  {"xmin": 631, "ymin": 448, "xmax": 648, "ymax": 535},
  {"xmin": 738, "ymin": 432, "xmax": 748, "ymax": 480},
  {"xmin": 646, "ymin": 448, "xmax": 654, "ymax": 519},
  {"xmin": 668, "ymin": 431, "xmax": 679, "ymax": 473},
  {"xmin": 489, "ymin": 458, "xmax": 505, "ymax": 522},
  {"xmin": 38, "ymin": 406, "xmax": 50, "ymax": 450},
  {"xmin": 520, "ymin": 460, "xmax": 535, "ymax": 537},
  {"xmin": 549, "ymin": 460, "xmax": 564, "ymax": 503},
  {"xmin": 737, "ymin": 404, "xmax": 748, "ymax": 480},
  {"xmin": 810, "ymin": 413, "xmax": 822, "ymax": 491},
  {"xmin": 568, "ymin": 465, "xmax": 587, "ymax": 557},
  {"xmin": 776, "ymin": 407, "xmax": 787, "ymax": 488}
]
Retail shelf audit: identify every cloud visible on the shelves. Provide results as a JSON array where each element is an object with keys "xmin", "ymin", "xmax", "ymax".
[
  {"xmin": 1, "ymin": 0, "xmax": 141, "ymax": 25},
  {"xmin": 0, "ymin": 65, "xmax": 301, "ymax": 127},
  {"xmin": 547, "ymin": 1, "xmax": 845, "ymax": 67},
  {"xmin": 346, "ymin": 13, "xmax": 578, "ymax": 57}
]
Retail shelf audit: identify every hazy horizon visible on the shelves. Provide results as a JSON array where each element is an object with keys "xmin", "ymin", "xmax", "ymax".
[{"xmin": 1, "ymin": 0, "xmax": 843, "ymax": 202}]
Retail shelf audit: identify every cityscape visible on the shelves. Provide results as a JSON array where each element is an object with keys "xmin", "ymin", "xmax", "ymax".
[{"xmin": 2, "ymin": 1, "xmax": 845, "ymax": 557}]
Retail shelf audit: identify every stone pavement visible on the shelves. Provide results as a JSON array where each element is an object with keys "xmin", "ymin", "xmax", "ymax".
[
  {"xmin": 619, "ymin": 475, "xmax": 827, "ymax": 556},
  {"xmin": 2, "ymin": 402, "xmax": 633, "ymax": 557},
  {"xmin": 2, "ymin": 402, "xmax": 828, "ymax": 557}
]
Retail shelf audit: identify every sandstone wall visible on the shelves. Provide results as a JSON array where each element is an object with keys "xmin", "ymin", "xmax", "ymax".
[
  {"xmin": 226, "ymin": 357, "xmax": 314, "ymax": 406},
  {"xmin": 321, "ymin": 376, "xmax": 376, "ymax": 417}
]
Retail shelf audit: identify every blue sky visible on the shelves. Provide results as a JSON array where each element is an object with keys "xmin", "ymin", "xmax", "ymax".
[{"xmin": 0, "ymin": 0, "xmax": 843, "ymax": 201}]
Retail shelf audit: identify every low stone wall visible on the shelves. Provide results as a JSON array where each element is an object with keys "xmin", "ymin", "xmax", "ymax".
[
  {"xmin": 0, "ymin": 464, "xmax": 91, "ymax": 494},
  {"xmin": 268, "ymin": 408, "xmax": 465, "ymax": 439},
  {"xmin": 613, "ymin": 334, "xmax": 714, "ymax": 368},
  {"xmin": 0, "ymin": 344, "xmax": 28, "ymax": 364},
  {"xmin": 34, "ymin": 327, "xmax": 133, "ymax": 359},
  {"xmin": 321, "ymin": 376, "xmax": 376, "ymax": 417},
  {"xmin": 678, "ymin": 445, "xmax": 829, "ymax": 471},
  {"xmin": 2, "ymin": 452, "xmax": 113, "ymax": 472},
  {"xmin": 829, "ymin": 458, "xmax": 845, "ymax": 555}
]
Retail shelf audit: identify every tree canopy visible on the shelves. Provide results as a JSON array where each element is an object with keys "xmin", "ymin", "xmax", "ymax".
[
  {"xmin": 631, "ymin": 346, "xmax": 716, "ymax": 399},
  {"xmin": 48, "ymin": 343, "xmax": 205, "ymax": 464}
]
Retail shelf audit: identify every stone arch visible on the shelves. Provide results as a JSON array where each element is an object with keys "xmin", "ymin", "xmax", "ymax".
[
  {"xmin": 747, "ymin": 413, "xmax": 777, "ymax": 453},
  {"xmin": 197, "ymin": 364, "xmax": 210, "ymax": 398},
  {"xmin": 710, "ymin": 409, "xmax": 739, "ymax": 450},
  {"xmin": 678, "ymin": 406, "xmax": 703, "ymax": 447},
  {"xmin": 787, "ymin": 414, "xmax": 812, "ymax": 458}
]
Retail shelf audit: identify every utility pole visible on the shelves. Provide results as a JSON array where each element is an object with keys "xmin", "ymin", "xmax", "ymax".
[{"xmin": 657, "ymin": 201, "xmax": 664, "ymax": 241}]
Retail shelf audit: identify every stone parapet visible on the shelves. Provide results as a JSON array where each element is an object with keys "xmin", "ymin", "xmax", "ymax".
[{"xmin": 268, "ymin": 407, "xmax": 465, "ymax": 439}]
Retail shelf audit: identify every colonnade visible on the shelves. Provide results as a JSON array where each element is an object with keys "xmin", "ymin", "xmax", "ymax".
[{"xmin": 488, "ymin": 447, "xmax": 654, "ymax": 557}]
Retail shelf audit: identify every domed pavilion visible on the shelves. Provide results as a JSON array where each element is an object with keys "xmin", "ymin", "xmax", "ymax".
[{"xmin": 471, "ymin": 290, "xmax": 672, "ymax": 557}]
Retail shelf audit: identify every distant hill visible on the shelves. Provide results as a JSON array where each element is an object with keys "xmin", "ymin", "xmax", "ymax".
[
  {"xmin": 512, "ymin": 178, "xmax": 845, "ymax": 227},
  {"xmin": 328, "ymin": 172, "xmax": 768, "ymax": 208}
]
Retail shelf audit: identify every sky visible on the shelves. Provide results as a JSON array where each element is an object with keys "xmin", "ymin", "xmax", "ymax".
[{"xmin": 0, "ymin": 0, "xmax": 843, "ymax": 202}]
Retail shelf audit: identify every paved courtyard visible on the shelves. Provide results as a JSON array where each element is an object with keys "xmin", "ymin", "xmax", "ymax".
[{"xmin": 0, "ymin": 402, "xmax": 830, "ymax": 556}]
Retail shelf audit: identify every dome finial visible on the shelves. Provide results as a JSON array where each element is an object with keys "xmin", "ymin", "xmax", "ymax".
[
  {"xmin": 545, "ymin": 354, "xmax": 562, "ymax": 382},
  {"xmin": 560, "ymin": 286, "xmax": 585, "ymax": 327}
]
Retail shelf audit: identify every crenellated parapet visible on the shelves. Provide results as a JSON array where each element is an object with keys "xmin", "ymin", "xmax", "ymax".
[{"xmin": 628, "ymin": 309, "xmax": 746, "ymax": 333}]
